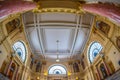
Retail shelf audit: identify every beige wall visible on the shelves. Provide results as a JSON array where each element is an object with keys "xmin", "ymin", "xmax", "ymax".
[{"xmin": 0, "ymin": 12, "xmax": 120, "ymax": 80}]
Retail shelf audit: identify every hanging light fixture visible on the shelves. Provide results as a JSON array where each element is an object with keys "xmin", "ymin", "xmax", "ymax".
[{"xmin": 56, "ymin": 40, "xmax": 60, "ymax": 62}]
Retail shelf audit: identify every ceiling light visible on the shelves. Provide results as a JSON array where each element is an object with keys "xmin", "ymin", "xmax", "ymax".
[
  {"xmin": 56, "ymin": 58, "xmax": 60, "ymax": 62},
  {"xmin": 68, "ymin": 72, "xmax": 71, "ymax": 76},
  {"xmin": 44, "ymin": 72, "xmax": 47, "ymax": 76},
  {"xmin": 56, "ymin": 40, "xmax": 60, "ymax": 62}
]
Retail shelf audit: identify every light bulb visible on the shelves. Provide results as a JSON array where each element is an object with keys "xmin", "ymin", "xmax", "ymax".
[{"xmin": 56, "ymin": 59, "xmax": 60, "ymax": 62}]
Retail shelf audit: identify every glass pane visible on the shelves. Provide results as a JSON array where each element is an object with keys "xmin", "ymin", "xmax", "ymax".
[
  {"xmin": 89, "ymin": 42, "xmax": 102, "ymax": 63},
  {"xmin": 13, "ymin": 41, "xmax": 26, "ymax": 62},
  {"xmin": 49, "ymin": 65, "xmax": 67, "ymax": 75}
]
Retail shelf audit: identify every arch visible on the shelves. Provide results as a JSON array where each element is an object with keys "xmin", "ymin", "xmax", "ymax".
[
  {"xmin": 13, "ymin": 41, "xmax": 27, "ymax": 62},
  {"xmin": 0, "ymin": 0, "xmax": 36, "ymax": 19},
  {"xmin": 48, "ymin": 64, "xmax": 67, "ymax": 75},
  {"xmin": 83, "ymin": 3, "xmax": 120, "ymax": 24},
  {"xmin": 88, "ymin": 41, "xmax": 103, "ymax": 63}
]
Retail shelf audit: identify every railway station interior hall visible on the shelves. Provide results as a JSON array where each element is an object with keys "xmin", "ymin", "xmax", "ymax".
[{"xmin": 0, "ymin": 0, "xmax": 120, "ymax": 80}]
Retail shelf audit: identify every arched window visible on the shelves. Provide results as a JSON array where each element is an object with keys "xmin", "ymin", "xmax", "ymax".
[
  {"xmin": 88, "ymin": 42, "xmax": 103, "ymax": 63},
  {"xmin": 48, "ymin": 65, "xmax": 67, "ymax": 75},
  {"xmin": 13, "ymin": 41, "xmax": 26, "ymax": 62}
]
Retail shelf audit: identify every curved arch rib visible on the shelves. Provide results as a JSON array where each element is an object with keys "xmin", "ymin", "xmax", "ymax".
[
  {"xmin": 82, "ymin": 3, "xmax": 120, "ymax": 24},
  {"xmin": 0, "ymin": 0, "xmax": 36, "ymax": 19}
]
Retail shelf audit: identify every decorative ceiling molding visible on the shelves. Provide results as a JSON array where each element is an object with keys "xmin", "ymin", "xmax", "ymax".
[
  {"xmin": 33, "ymin": 8, "xmax": 84, "ymax": 14},
  {"xmin": 25, "ymin": 21, "xmax": 90, "ymax": 28}
]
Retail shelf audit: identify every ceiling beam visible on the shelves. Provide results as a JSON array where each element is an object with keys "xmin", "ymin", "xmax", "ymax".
[
  {"xmin": 33, "ymin": 14, "xmax": 45, "ymax": 58},
  {"xmin": 22, "ymin": 14, "xmax": 35, "ymax": 54},
  {"xmin": 35, "ymin": 52, "xmax": 70, "ymax": 55},
  {"xmin": 44, "ymin": 53, "xmax": 71, "ymax": 55},
  {"xmin": 25, "ymin": 21, "xmax": 90, "ymax": 28},
  {"xmin": 26, "ymin": 26, "xmax": 90, "ymax": 30},
  {"xmin": 80, "ymin": 15, "xmax": 95, "ymax": 51},
  {"xmin": 37, "ymin": 14, "xmax": 45, "ymax": 54},
  {"xmin": 70, "ymin": 14, "xmax": 81, "ymax": 56}
]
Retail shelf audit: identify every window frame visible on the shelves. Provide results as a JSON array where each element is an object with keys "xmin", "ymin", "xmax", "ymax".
[
  {"xmin": 88, "ymin": 41, "xmax": 103, "ymax": 63},
  {"xmin": 12, "ymin": 41, "xmax": 27, "ymax": 62},
  {"xmin": 48, "ymin": 65, "xmax": 67, "ymax": 75}
]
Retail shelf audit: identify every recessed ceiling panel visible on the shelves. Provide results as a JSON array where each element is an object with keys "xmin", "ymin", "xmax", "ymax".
[
  {"xmin": 40, "ymin": 13, "xmax": 76, "ymax": 22},
  {"xmin": 45, "ymin": 54, "xmax": 70, "ymax": 59},
  {"xmin": 27, "ymin": 27, "xmax": 42, "ymax": 53},
  {"xmin": 73, "ymin": 28, "xmax": 89, "ymax": 53},
  {"xmin": 44, "ymin": 28, "xmax": 72, "ymax": 53}
]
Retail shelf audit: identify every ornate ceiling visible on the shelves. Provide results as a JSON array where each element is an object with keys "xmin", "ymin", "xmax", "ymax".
[
  {"xmin": 23, "ymin": 12, "xmax": 94, "ymax": 62},
  {"xmin": 0, "ymin": 0, "xmax": 119, "ymax": 62},
  {"xmin": 22, "ymin": 0, "xmax": 119, "ymax": 62}
]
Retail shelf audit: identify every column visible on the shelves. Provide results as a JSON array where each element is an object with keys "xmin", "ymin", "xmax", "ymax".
[
  {"xmin": 6, "ymin": 59, "xmax": 13, "ymax": 76},
  {"xmin": 15, "ymin": 66, "xmax": 20, "ymax": 80},
  {"xmin": 96, "ymin": 67, "xmax": 101, "ymax": 80},
  {"xmin": 102, "ymin": 59, "xmax": 111, "ymax": 76}
]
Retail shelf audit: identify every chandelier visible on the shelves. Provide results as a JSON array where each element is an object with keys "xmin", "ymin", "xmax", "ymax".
[{"xmin": 56, "ymin": 40, "xmax": 60, "ymax": 62}]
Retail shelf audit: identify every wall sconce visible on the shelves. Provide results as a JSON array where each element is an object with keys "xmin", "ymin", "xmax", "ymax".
[
  {"xmin": 68, "ymin": 72, "xmax": 71, "ymax": 76},
  {"xmin": 44, "ymin": 72, "xmax": 47, "ymax": 76}
]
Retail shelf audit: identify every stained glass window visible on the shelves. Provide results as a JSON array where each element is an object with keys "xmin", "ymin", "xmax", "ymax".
[
  {"xmin": 88, "ymin": 42, "xmax": 103, "ymax": 63},
  {"xmin": 13, "ymin": 41, "xmax": 26, "ymax": 62},
  {"xmin": 48, "ymin": 65, "xmax": 67, "ymax": 75}
]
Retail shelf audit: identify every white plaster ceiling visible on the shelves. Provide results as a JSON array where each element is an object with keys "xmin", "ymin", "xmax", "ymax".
[
  {"xmin": 23, "ymin": 12, "xmax": 94, "ymax": 61},
  {"xmin": 44, "ymin": 28, "xmax": 72, "ymax": 53}
]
